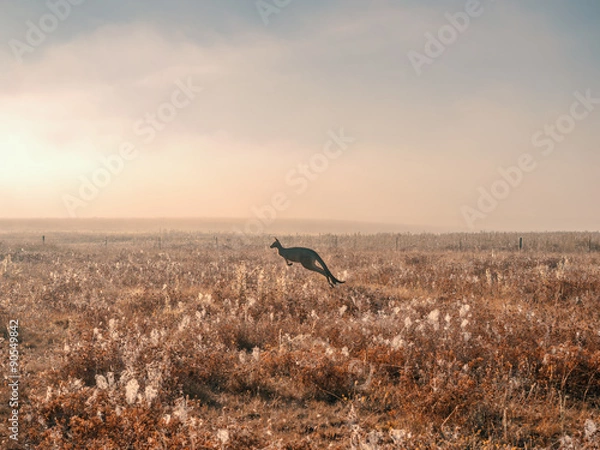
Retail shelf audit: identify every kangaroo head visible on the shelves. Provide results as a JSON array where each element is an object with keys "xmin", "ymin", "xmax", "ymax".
[{"xmin": 270, "ymin": 238, "xmax": 281, "ymax": 249}]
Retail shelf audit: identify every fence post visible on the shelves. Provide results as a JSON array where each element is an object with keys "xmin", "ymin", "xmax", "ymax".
[{"xmin": 519, "ymin": 237, "xmax": 523, "ymax": 251}]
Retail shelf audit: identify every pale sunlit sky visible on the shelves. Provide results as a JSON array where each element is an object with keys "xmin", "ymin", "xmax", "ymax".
[{"xmin": 1, "ymin": 0, "xmax": 599, "ymax": 231}]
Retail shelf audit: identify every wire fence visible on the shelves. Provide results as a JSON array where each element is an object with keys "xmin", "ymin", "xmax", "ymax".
[{"xmin": 1, "ymin": 230, "xmax": 599, "ymax": 254}]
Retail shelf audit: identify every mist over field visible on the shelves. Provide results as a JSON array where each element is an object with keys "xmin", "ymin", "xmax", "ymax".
[{"xmin": 0, "ymin": 218, "xmax": 443, "ymax": 235}]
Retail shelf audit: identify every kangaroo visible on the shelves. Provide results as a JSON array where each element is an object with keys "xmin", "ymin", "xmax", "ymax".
[{"xmin": 270, "ymin": 238, "xmax": 345, "ymax": 287}]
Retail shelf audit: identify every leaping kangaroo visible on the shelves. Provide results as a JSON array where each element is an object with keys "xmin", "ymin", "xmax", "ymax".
[{"xmin": 270, "ymin": 238, "xmax": 345, "ymax": 287}]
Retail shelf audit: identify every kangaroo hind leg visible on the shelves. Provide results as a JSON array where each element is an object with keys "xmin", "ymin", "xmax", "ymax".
[
  {"xmin": 301, "ymin": 260, "xmax": 332, "ymax": 285},
  {"xmin": 315, "ymin": 259, "xmax": 337, "ymax": 287}
]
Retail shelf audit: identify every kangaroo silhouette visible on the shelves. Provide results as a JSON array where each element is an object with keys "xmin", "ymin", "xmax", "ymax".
[{"xmin": 270, "ymin": 238, "xmax": 345, "ymax": 287}]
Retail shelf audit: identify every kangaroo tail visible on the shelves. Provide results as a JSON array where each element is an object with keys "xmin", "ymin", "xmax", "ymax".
[
  {"xmin": 332, "ymin": 276, "xmax": 345, "ymax": 285},
  {"xmin": 315, "ymin": 254, "xmax": 345, "ymax": 285}
]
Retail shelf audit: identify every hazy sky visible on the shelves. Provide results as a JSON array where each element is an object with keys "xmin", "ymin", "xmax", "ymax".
[{"xmin": 1, "ymin": 0, "xmax": 599, "ymax": 231}]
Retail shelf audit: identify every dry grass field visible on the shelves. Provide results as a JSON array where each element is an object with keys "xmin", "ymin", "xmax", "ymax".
[{"xmin": 1, "ymin": 231, "xmax": 600, "ymax": 449}]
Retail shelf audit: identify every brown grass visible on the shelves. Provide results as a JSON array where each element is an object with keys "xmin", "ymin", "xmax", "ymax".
[{"xmin": 0, "ymin": 232, "xmax": 599, "ymax": 448}]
